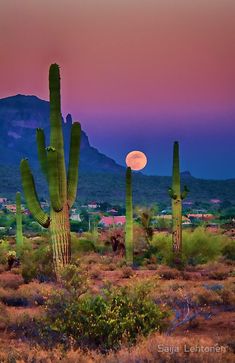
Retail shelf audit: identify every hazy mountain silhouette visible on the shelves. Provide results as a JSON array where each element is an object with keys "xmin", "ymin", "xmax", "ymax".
[{"xmin": 0, "ymin": 94, "xmax": 124, "ymax": 173}]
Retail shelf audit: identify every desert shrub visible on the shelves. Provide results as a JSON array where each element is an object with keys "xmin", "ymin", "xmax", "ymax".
[
  {"xmin": 155, "ymin": 217, "xmax": 172, "ymax": 230},
  {"xmin": 191, "ymin": 281, "xmax": 235, "ymax": 307},
  {"xmin": 133, "ymin": 225, "xmax": 149, "ymax": 253},
  {"xmin": 0, "ymin": 239, "xmax": 11, "ymax": 264},
  {"xmin": 208, "ymin": 270, "xmax": 229, "ymax": 280},
  {"xmin": 222, "ymin": 241, "xmax": 235, "ymax": 261},
  {"xmin": 182, "ymin": 227, "xmax": 227, "ymax": 265},
  {"xmin": 19, "ymin": 239, "xmax": 54, "ymax": 283},
  {"xmin": 135, "ymin": 244, "xmax": 158, "ymax": 266},
  {"xmin": 121, "ymin": 266, "xmax": 133, "ymax": 278},
  {"xmin": 80, "ymin": 253, "xmax": 100, "ymax": 266},
  {"xmin": 98, "ymin": 228, "xmax": 125, "ymax": 254},
  {"xmin": 71, "ymin": 232, "xmax": 95, "ymax": 255},
  {"xmin": 59, "ymin": 264, "xmax": 88, "ymax": 295},
  {"xmin": 192, "ymin": 287, "xmax": 223, "ymax": 306},
  {"xmin": 150, "ymin": 233, "xmax": 172, "ymax": 265},
  {"xmin": 134, "ymin": 207, "xmax": 155, "ymax": 244},
  {"xmin": 202, "ymin": 262, "xmax": 232, "ymax": 280},
  {"xmin": 39, "ymin": 282, "xmax": 169, "ymax": 351},
  {"xmin": 18, "ymin": 282, "xmax": 54, "ymax": 306},
  {"xmin": 157, "ymin": 266, "xmax": 181, "ymax": 280},
  {"xmin": 151, "ymin": 228, "xmax": 229, "ymax": 266}
]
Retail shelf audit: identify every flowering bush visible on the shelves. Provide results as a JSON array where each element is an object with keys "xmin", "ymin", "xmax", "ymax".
[{"xmin": 40, "ymin": 281, "xmax": 169, "ymax": 351}]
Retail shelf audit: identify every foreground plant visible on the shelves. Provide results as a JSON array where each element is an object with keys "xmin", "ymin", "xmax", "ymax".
[
  {"xmin": 20, "ymin": 64, "xmax": 81, "ymax": 277},
  {"xmin": 168, "ymin": 142, "xmax": 189, "ymax": 265},
  {"xmin": 39, "ymin": 280, "xmax": 169, "ymax": 351}
]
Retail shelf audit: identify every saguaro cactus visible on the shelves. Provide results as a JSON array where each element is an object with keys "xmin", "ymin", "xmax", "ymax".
[
  {"xmin": 125, "ymin": 167, "xmax": 133, "ymax": 265},
  {"xmin": 20, "ymin": 64, "xmax": 81, "ymax": 276},
  {"xmin": 168, "ymin": 142, "xmax": 189, "ymax": 263},
  {"xmin": 16, "ymin": 191, "xmax": 23, "ymax": 250}
]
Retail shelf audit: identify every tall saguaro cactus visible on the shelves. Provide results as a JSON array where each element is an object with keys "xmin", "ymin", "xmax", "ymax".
[
  {"xmin": 16, "ymin": 191, "xmax": 23, "ymax": 250},
  {"xmin": 168, "ymin": 142, "xmax": 189, "ymax": 264},
  {"xmin": 20, "ymin": 64, "xmax": 81, "ymax": 276},
  {"xmin": 125, "ymin": 167, "xmax": 133, "ymax": 265}
]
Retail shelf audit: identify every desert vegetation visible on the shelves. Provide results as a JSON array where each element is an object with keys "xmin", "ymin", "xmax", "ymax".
[{"xmin": 0, "ymin": 224, "xmax": 234, "ymax": 361}]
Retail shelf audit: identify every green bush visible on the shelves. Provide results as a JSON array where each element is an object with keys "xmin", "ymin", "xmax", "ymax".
[
  {"xmin": 71, "ymin": 232, "xmax": 95, "ymax": 255},
  {"xmin": 155, "ymin": 217, "xmax": 172, "ymax": 230},
  {"xmin": 151, "ymin": 228, "xmax": 229, "ymax": 266},
  {"xmin": 0, "ymin": 240, "xmax": 11, "ymax": 264},
  {"xmin": 59, "ymin": 264, "xmax": 88, "ymax": 295},
  {"xmin": 222, "ymin": 241, "xmax": 235, "ymax": 261},
  {"xmin": 150, "ymin": 233, "xmax": 172, "ymax": 265},
  {"xmin": 40, "ymin": 281, "xmax": 169, "ymax": 350},
  {"xmin": 182, "ymin": 228, "xmax": 227, "ymax": 265},
  {"xmin": 19, "ymin": 239, "xmax": 54, "ymax": 283}
]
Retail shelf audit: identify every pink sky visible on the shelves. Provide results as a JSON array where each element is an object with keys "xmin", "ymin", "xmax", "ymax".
[
  {"xmin": 1, "ymin": 0, "xmax": 234, "ymax": 117},
  {"xmin": 1, "ymin": 0, "xmax": 235, "ymax": 178}
]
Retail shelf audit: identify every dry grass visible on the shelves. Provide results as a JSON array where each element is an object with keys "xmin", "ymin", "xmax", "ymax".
[
  {"xmin": 0, "ymin": 250, "xmax": 234, "ymax": 362},
  {"xmin": 0, "ymin": 271, "xmax": 24, "ymax": 289},
  {"xmin": 0, "ymin": 333, "xmax": 234, "ymax": 362}
]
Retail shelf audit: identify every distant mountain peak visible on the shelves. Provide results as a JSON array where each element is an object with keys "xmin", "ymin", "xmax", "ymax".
[
  {"xmin": 0, "ymin": 94, "xmax": 46, "ymax": 102},
  {"xmin": 0, "ymin": 94, "xmax": 124, "ymax": 174}
]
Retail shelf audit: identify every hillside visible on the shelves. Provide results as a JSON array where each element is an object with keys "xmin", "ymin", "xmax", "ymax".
[{"xmin": 1, "ymin": 164, "xmax": 235, "ymax": 205}]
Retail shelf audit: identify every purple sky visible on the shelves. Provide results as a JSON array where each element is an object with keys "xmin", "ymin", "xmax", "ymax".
[{"xmin": 0, "ymin": 0, "xmax": 235, "ymax": 178}]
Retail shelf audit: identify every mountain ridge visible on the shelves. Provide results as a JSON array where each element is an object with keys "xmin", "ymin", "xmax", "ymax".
[
  {"xmin": 0, "ymin": 94, "xmax": 235, "ymax": 204},
  {"xmin": 0, "ymin": 94, "xmax": 124, "ymax": 174}
]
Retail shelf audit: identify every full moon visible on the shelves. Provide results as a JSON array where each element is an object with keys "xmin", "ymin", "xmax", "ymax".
[{"xmin": 125, "ymin": 151, "xmax": 147, "ymax": 171}]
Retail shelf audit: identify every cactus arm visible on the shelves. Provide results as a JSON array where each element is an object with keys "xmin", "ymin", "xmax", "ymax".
[
  {"xmin": 16, "ymin": 191, "xmax": 23, "ymax": 248},
  {"xmin": 67, "ymin": 122, "xmax": 81, "ymax": 208},
  {"xmin": 36, "ymin": 128, "xmax": 48, "ymax": 178},
  {"xmin": 47, "ymin": 147, "xmax": 63, "ymax": 212},
  {"xmin": 168, "ymin": 187, "xmax": 177, "ymax": 199},
  {"xmin": 20, "ymin": 159, "xmax": 50, "ymax": 228},
  {"xmin": 49, "ymin": 64, "xmax": 67, "ymax": 203},
  {"xmin": 181, "ymin": 185, "xmax": 189, "ymax": 200},
  {"xmin": 125, "ymin": 167, "xmax": 133, "ymax": 265}
]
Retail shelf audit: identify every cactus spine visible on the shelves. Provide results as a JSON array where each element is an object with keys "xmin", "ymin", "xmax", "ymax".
[
  {"xmin": 168, "ymin": 142, "xmax": 189, "ymax": 264},
  {"xmin": 125, "ymin": 167, "xmax": 133, "ymax": 265},
  {"xmin": 20, "ymin": 64, "xmax": 81, "ymax": 277},
  {"xmin": 16, "ymin": 191, "xmax": 23, "ymax": 250}
]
